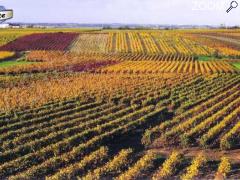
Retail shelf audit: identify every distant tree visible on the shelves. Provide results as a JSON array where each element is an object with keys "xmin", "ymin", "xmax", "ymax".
[
  {"xmin": 220, "ymin": 24, "xmax": 226, "ymax": 29},
  {"xmin": 103, "ymin": 26, "xmax": 112, "ymax": 29},
  {"xmin": 119, "ymin": 26, "xmax": 130, "ymax": 30},
  {"xmin": 229, "ymin": 26, "xmax": 239, "ymax": 29}
]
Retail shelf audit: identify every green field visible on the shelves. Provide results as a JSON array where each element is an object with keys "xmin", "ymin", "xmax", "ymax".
[
  {"xmin": 0, "ymin": 60, "xmax": 34, "ymax": 68},
  {"xmin": 197, "ymin": 56, "xmax": 214, "ymax": 61},
  {"xmin": 232, "ymin": 62, "xmax": 240, "ymax": 70}
]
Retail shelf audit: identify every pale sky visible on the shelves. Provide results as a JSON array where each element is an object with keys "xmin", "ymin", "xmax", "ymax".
[{"xmin": 1, "ymin": 0, "xmax": 240, "ymax": 25}]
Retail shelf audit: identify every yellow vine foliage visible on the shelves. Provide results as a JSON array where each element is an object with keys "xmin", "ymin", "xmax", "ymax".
[
  {"xmin": 0, "ymin": 73, "xmax": 186, "ymax": 111},
  {"xmin": 100, "ymin": 60, "xmax": 237, "ymax": 74},
  {"xmin": 70, "ymin": 33, "xmax": 109, "ymax": 54},
  {"xmin": 117, "ymin": 151, "xmax": 156, "ymax": 180},
  {"xmin": 215, "ymin": 157, "xmax": 231, "ymax": 180},
  {"xmin": 45, "ymin": 146, "xmax": 108, "ymax": 180},
  {"xmin": 106, "ymin": 32, "xmax": 212, "ymax": 55},
  {"xmin": 82, "ymin": 148, "xmax": 132, "ymax": 180},
  {"xmin": 0, "ymin": 51, "xmax": 15, "ymax": 61},
  {"xmin": 152, "ymin": 151, "xmax": 183, "ymax": 179},
  {"xmin": 181, "ymin": 153, "xmax": 207, "ymax": 180}
]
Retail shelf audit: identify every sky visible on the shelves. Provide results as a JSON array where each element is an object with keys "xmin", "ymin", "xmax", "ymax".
[{"xmin": 1, "ymin": 0, "xmax": 240, "ymax": 25}]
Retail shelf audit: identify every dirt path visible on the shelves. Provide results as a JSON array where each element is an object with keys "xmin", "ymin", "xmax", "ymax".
[{"xmin": 147, "ymin": 146, "xmax": 240, "ymax": 163}]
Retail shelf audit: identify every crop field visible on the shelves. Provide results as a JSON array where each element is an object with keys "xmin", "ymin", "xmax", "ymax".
[
  {"xmin": 0, "ymin": 51, "xmax": 15, "ymax": 61},
  {"xmin": 104, "ymin": 32, "xmax": 213, "ymax": 55},
  {"xmin": 186, "ymin": 31, "xmax": 240, "ymax": 56},
  {"xmin": 98, "ymin": 60, "xmax": 237, "ymax": 74},
  {"xmin": 0, "ymin": 32, "xmax": 79, "ymax": 51},
  {"xmin": 0, "ymin": 29, "xmax": 239, "ymax": 179},
  {"xmin": 70, "ymin": 33, "xmax": 109, "ymax": 53}
]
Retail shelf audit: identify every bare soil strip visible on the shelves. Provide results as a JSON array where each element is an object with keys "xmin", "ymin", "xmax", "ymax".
[{"xmin": 148, "ymin": 146, "xmax": 240, "ymax": 163}]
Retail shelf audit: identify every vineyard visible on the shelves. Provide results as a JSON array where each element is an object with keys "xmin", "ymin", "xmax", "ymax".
[
  {"xmin": 0, "ymin": 32, "xmax": 79, "ymax": 51},
  {"xmin": 186, "ymin": 31, "xmax": 240, "ymax": 56},
  {"xmin": 0, "ymin": 51, "xmax": 15, "ymax": 61},
  {"xmin": 0, "ymin": 28, "xmax": 239, "ymax": 179},
  {"xmin": 98, "ymin": 60, "xmax": 237, "ymax": 74},
  {"xmin": 104, "ymin": 32, "xmax": 213, "ymax": 55},
  {"xmin": 70, "ymin": 33, "xmax": 109, "ymax": 53}
]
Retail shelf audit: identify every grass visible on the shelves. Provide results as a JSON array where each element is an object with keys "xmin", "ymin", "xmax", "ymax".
[
  {"xmin": 0, "ymin": 60, "xmax": 34, "ymax": 68},
  {"xmin": 197, "ymin": 55, "xmax": 225, "ymax": 61},
  {"xmin": 232, "ymin": 62, "xmax": 240, "ymax": 70},
  {"xmin": 197, "ymin": 56, "xmax": 214, "ymax": 61}
]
